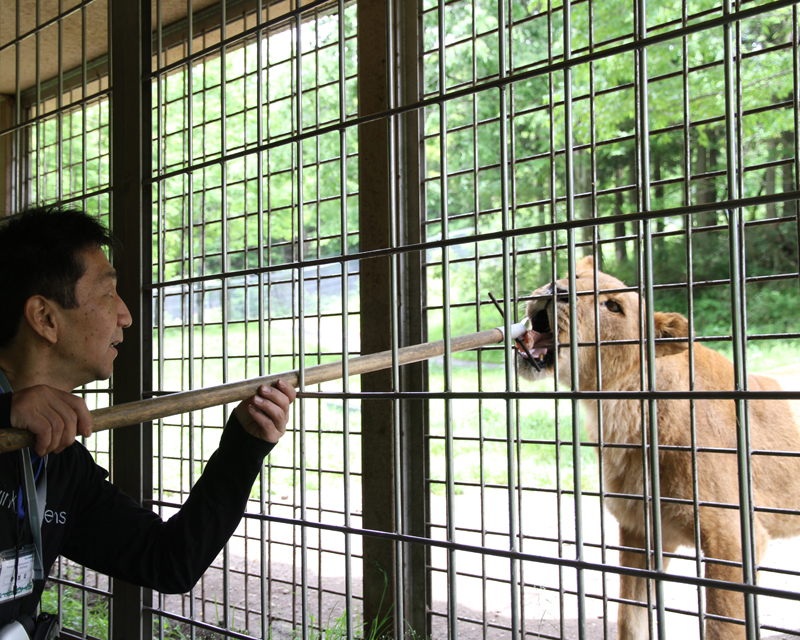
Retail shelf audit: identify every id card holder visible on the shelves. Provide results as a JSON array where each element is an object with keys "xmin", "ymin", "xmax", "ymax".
[{"xmin": 0, "ymin": 544, "xmax": 35, "ymax": 604}]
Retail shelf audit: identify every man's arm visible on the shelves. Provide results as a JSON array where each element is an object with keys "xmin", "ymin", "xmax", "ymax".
[
  {"xmin": 3, "ymin": 378, "xmax": 295, "ymax": 456},
  {"xmin": 60, "ymin": 381, "xmax": 295, "ymax": 593}
]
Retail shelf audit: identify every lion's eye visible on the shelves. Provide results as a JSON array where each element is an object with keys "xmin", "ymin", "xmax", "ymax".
[{"xmin": 603, "ymin": 299, "xmax": 623, "ymax": 314}]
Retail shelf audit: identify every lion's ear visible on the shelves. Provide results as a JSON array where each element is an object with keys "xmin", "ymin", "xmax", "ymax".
[
  {"xmin": 576, "ymin": 255, "xmax": 595, "ymax": 275},
  {"xmin": 653, "ymin": 312, "xmax": 690, "ymax": 357}
]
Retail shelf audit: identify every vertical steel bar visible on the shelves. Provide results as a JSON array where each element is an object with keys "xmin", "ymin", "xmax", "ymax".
[
  {"xmin": 34, "ymin": 1, "xmax": 40, "ymax": 203},
  {"xmin": 793, "ymin": 0, "xmax": 800, "ymax": 351},
  {"xmin": 636, "ymin": 1, "xmax": 668, "ymax": 638},
  {"xmin": 722, "ymin": 1, "xmax": 756, "ymax": 636},
  {"xmin": 184, "ymin": 3, "xmax": 198, "ymax": 637},
  {"xmin": 294, "ymin": 8, "xmax": 310, "ymax": 638},
  {"xmin": 254, "ymin": 1, "xmax": 269, "ymax": 636},
  {"xmin": 681, "ymin": 1, "xmax": 705, "ymax": 636},
  {"xmin": 102, "ymin": 0, "xmax": 109, "ymax": 634},
  {"xmin": 55, "ymin": 0, "xmax": 66, "ymax": 625},
  {"xmin": 289, "ymin": 22, "xmax": 299, "ymax": 640},
  {"xmin": 81, "ymin": 2, "xmax": 87, "ymax": 228},
  {"xmin": 336, "ymin": 2, "xmax": 354, "ymax": 636},
  {"xmin": 395, "ymin": 0, "xmax": 426, "ymax": 634},
  {"xmin": 218, "ymin": 3, "xmax": 232, "ymax": 630},
  {"xmin": 631, "ymin": 4, "xmax": 656, "ymax": 633},
  {"xmin": 386, "ymin": 0, "xmax": 405, "ymax": 634},
  {"xmin": 543, "ymin": 1, "xmax": 567, "ymax": 629},
  {"xmin": 585, "ymin": 1, "xmax": 611, "ymax": 636},
  {"xmin": 265, "ymin": 15, "xmax": 277, "ymax": 634},
  {"xmin": 562, "ymin": 1, "xmax": 586, "ymax": 636},
  {"xmin": 733, "ymin": 10, "xmax": 760, "ymax": 633},
  {"xmin": 435, "ymin": 0, "xmax": 457, "ymax": 636},
  {"xmin": 56, "ymin": 0, "xmax": 63, "ymax": 202},
  {"xmin": 312, "ymin": 10, "xmax": 324, "ymax": 630},
  {"xmin": 14, "ymin": 0, "xmax": 21, "ymax": 211},
  {"xmin": 82, "ymin": 1, "xmax": 88, "ymax": 176},
  {"xmin": 109, "ymin": 1, "xmax": 153, "ymax": 637},
  {"xmin": 473, "ymin": 1, "xmax": 488, "ymax": 632},
  {"xmin": 496, "ymin": 0, "xmax": 520, "ymax": 637},
  {"xmin": 154, "ymin": 2, "xmax": 167, "ymax": 636}
]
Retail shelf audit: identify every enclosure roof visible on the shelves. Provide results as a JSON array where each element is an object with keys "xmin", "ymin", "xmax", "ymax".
[{"xmin": 0, "ymin": 0, "xmax": 238, "ymax": 97}]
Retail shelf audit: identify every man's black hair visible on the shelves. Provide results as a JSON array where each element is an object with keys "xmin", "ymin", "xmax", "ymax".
[{"xmin": 0, "ymin": 205, "xmax": 117, "ymax": 348}]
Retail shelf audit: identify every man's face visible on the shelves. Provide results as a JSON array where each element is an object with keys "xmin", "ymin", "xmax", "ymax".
[{"xmin": 54, "ymin": 247, "xmax": 132, "ymax": 388}]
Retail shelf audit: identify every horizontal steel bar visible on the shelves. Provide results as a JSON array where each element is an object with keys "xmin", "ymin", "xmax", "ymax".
[
  {"xmin": 45, "ymin": 575, "xmax": 112, "ymax": 599},
  {"xmin": 148, "ymin": 189, "xmax": 800, "ymax": 290},
  {"xmin": 146, "ymin": 497, "xmax": 800, "ymax": 602},
  {"xmin": 249, "ymin": 389, "xmax": 800, "ymax": 401}
]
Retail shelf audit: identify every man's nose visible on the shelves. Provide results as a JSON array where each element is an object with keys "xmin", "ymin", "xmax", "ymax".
[{"xmin": 118, "ymin": 295, "xmax": 133, "ymax": 328}]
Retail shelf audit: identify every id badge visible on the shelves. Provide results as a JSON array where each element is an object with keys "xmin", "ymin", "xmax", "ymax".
[{"xmin": 0, "ymin": 545, "xmax": 35, "ymax": 603}]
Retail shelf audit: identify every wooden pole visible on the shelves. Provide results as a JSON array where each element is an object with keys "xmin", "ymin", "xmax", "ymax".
[{"xmin": 0, "ymin": 324, "xmax": 526, "ymax": 454}]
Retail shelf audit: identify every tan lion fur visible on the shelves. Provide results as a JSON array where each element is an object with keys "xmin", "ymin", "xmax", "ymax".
[{"xmin": 517, "ymin": 256, "xmax": 800, "ymax": 640}]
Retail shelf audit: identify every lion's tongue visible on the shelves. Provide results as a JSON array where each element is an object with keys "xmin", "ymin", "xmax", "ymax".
[{"xmin": 517, "ymin": 330, "xmax": 554, "ymax": 359}]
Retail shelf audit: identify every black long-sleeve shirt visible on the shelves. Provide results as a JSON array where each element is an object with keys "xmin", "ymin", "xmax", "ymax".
[{"xmin": 0, "ymin": 399, "xmax": 275, "ymax": 625}]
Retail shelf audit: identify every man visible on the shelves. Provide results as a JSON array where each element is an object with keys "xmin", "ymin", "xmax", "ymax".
[{"xmin": 0, "ymin": 206, "xmax": 296, "ymax": 630}]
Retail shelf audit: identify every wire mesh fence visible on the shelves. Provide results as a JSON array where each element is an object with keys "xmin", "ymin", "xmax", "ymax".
[{"xmin": 3, "ymin": 0, "xmax": 800, "ymax": 639}]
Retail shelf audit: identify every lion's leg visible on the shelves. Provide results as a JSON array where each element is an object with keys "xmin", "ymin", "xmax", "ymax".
[
  {"xmin": 618, "ymin": 525, "xmax": 649, "ymax": 640},
  {"xmin": 617, "ymin": 526, "xmax": 675, "ymax": 640},
  {"xmin": 701, "ymin": 511, "xmax": 756, "ymax": 640},
  {"xmin": 703, "ymin": 518, "xmax": 769, "ymax": 640}
]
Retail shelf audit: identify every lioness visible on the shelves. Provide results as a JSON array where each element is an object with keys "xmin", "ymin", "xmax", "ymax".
[{"xmin": 517, "ymin": 256, "xmax": 800, "ymax": 640}]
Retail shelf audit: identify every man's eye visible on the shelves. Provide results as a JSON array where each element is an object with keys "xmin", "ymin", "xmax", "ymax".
[{"xmin": 603, "ymin": 299, "xmax": 623, "ymax": 314}]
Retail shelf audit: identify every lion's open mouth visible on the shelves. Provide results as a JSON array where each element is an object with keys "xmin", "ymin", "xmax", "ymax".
[{"xmin": 516, "ymin": 308, "xmax": 556, "ymax": 368}]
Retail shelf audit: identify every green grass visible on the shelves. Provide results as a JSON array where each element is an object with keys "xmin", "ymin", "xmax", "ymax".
[{"xmin": 41, "ymin": 583, "xmax": 109, "ymax": 640}]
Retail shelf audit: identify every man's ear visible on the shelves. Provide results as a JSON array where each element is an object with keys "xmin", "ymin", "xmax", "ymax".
[
  {"xmin": 652, "ymin": 311, "xmax": 691, "ymax": 357},
  {"xmin": 23, "ymin": 295, "xmax": 60, "ymax": 345}
]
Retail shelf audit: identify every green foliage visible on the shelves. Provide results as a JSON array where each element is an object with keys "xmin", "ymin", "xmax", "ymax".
[
  {"xmin": 425, "ymin": 2, "xmax": 800, "ymax": 344},
  {"xmin": 41, "ymin": 583, "xmax": 109, "ymax": 640},
  {"xmin": 154, "ymin": 617, "xmax": 190, "ymax": 640}
]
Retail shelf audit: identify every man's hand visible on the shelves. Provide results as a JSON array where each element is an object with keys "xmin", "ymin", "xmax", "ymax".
[
  {"xmin": 10, "ymin": 386, "xmax": 93, "ymax": 456},
  {"xmin": 233, "ymin": 379, "xmax": 296, "ymax": 443}
]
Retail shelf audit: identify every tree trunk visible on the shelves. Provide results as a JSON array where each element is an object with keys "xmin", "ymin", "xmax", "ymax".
[
  {"xmin": 782, "ymin": 130, "xmax": 796, "ymax": 217},
  {"xmin": 654, "ymin": 155, "xmax": 665, "ymax": 253},
  {"xmin": 615, "ymin": 164, "xmax": 627, "ymax": 264},
  {"xmin": 575, "ymin": 151, "xmax": 594, "ymax": 256},
  {"xmin": 765, "ymin": 136, "xmax": 778, "ymax": 219},
  {"xmin": 695, "ymin": 129, "xmax": 719, "ymax": 227}
]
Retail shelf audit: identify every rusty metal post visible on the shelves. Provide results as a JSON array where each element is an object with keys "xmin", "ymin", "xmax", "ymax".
[{"xmin": 109, "ymin": 0, "xmax": 153, "ymax": 637}]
